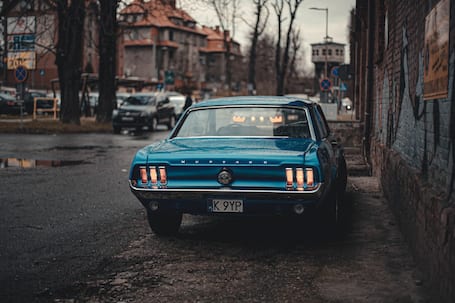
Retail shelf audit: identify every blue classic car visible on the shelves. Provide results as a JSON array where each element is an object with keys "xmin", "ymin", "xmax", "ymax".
[{"xmin": 129, "ymin": 96, "xmax": 347, "ymax": 235}]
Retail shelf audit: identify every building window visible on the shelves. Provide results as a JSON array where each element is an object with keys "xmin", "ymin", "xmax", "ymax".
[
  {"xmin": 131, "ymin": 29, "xmax": 138, "ymax": 40},
  {"xmin": 336, "ymin": 49, "xmax": 339, "ymax": 56},
  {"xmin": 328, "ymin": 49, "xmax": 332, "ymax": 56},
  {"xmin": 322, "ymin": 49, "xmax": 326, "ymax": 56},
  {"xmin": 169, "ymin": 30, "xmax": 174, "ymax": 41}
]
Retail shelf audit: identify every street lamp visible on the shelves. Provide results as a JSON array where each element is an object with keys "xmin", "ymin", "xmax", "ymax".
[{"xmin": 309, "ymin": 7, "xmax": 329, "ymax": 78}]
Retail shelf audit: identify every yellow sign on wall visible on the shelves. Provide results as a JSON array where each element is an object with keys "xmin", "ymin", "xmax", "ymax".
[
  {"xmin": 424, "ymin": 0, "xmax": 450, "ymax": 100},
  {"xmin": 7, "ymin": 52, "xmax": 36, "ymax": 70}
]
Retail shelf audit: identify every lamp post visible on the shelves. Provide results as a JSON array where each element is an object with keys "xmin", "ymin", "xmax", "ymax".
[{"xmin": 309, "ymin": 7, "xmax": 329, "ymax": 78}]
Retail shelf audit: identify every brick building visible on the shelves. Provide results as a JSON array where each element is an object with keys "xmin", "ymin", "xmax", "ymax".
[
  {"xmin": 1, "ymin": 0, "xmax": 244, "ymax": 94},
  {"xmin": 353, "ymin": 0, "xmax": 454, "ymax": 302},
  {"xmin": 0, "ymin": 0, "xmax": 99, "ymax": 90},
  {"xmin": 118, "ymin": 0, "xmax": 243, "ymax": 93}
]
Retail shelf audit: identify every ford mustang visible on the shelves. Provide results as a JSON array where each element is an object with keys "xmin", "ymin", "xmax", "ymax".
[{"xmin": 129, "ymin": 96, "xmax": 347, "ymax": 235}]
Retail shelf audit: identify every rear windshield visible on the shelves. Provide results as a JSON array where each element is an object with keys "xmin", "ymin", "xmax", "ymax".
[{"xmin": 173, "ymin": 106, "xmax": 311, "ymax": 139}]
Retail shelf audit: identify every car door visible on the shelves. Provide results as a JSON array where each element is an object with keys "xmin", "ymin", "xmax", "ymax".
[{"xmin": 156, "ymin": 94, "xmax": 173, "ymax": 122}]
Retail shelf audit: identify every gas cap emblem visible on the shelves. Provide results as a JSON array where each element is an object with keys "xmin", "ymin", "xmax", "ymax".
[{"xmin": 217, "ymin": 169, "xmax": 233, "ymax": 185}]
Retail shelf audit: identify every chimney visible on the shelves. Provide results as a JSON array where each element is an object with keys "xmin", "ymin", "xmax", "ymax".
[
  {"xmin": 224, "ymin": 30, "xmax": 230, "ymax": 40},
  {"xmin": 215, "ymin": 26, "xmax": 220, "ymax": 33}
]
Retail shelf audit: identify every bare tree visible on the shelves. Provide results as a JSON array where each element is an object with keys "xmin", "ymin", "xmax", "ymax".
[
  {"xmin": 255, "ymin": 33, "xmax": 276, "ymax": 95},
  {"xmin": 97, "ymin": 0, "xmax": 118, "ymax": 123},
  {"xmin": 244, "ymin": 0, "xmax": 269, "ymax": 95},
  {"xmin": 55, "ymin": 0, "xmax": 85, "ymax": 124},
  {"xmin": 205, "ymin": 0, "xmax": 240, "ymax": 94},
  {"xmin": 272, "ymin": 0, "xmax": 304, "ymax": 95}
]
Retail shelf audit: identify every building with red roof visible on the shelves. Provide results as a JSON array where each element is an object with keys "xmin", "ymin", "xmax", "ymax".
[{"xmin": 118, "ymin": 0, "xmax": 243, "ymax": 93}]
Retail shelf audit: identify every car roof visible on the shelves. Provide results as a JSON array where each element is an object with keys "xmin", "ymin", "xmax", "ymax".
[{"xmin": 192, "ymin": 96, "xmax": 315, "ymax": 109}]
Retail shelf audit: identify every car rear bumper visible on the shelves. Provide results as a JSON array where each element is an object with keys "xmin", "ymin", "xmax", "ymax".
[
  {"xmin": 130, "ymin": 181, "xmax": 326, "ymax": 215},
  {"xmin": 113, "ymin": 116, "xmax": 150, "ymax": 128}
]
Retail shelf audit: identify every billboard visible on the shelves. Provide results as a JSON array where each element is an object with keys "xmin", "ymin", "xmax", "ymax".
[{"xmin": 424, "ymin": 0, "xmax": 450, "ymax": 100}]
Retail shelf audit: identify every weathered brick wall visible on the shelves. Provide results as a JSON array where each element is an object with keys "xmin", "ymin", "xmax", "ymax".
[{"xmin": 366, "ymin": 0, "xmax": 455, "ymax": 302}]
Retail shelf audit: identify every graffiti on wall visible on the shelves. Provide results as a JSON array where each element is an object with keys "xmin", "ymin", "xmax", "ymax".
[{"xmin": 386, "ymin": 24, "xmax": 455, "ymax": 197}]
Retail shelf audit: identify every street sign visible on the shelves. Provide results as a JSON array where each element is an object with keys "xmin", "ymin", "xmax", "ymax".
[
  {"xmin": 340, "ymin": 82, "xmax": 348, "ymax": 91},
  {"xmin": 331, "ymin": 66, "xmax": 339, "ymax": 78},
  {"xmin": 14, "ymin": 65, "xmax": 28, "ymax": 83},
  {"xmin": 320, "ymin": 78, "xmax": 332, "ymax": 91},
  {"xmin": 165, "ymin": 70, "xmax": 175, "ymax": 85}
]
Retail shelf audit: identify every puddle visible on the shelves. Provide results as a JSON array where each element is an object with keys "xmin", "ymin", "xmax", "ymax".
[{"xmin": 0, "ymin": 158, "xmax": 86, "ymax": 168}]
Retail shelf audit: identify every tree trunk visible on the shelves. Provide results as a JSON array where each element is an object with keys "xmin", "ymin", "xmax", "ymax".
[
  {"xmin": 55, "ymin": 0, "xmax": 85, "ymax": 125},
  {"xmin": 97, "ymin": 0, "xmax": 118, "ymax": 123}
]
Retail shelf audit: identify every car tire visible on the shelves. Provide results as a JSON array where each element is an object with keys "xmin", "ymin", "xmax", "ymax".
[
  {"xmin": 146, "ymin": 210, "xmax": 182, "ymax": 236},
  {"xmin": 167, "ymin": 115, "xmax": 176, "ymax": 130},
  {"xmin": 113, "ymin": 126, "xmax": 121, "ymax": 134},
  {"xmin": 150, "ymin": 117, "xmax": 158, "ymax": 131}
]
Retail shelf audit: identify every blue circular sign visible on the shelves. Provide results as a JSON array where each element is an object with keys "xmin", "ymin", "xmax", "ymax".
[
  {"xmin": 14, "ymin": 65, "xmax": 28, "ymax": 83},
  {"xmin": 320, "ymin": 78, "xmax": 332, "ymax": 91},
  {"xmin": 331, "ymin": 66, "xmax": 339, "ymax": 77}
]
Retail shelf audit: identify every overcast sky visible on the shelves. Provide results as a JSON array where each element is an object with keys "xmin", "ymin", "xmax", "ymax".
[{"xmin": 180, "ymin": 0, "xmax": 356, "ymax": 72}]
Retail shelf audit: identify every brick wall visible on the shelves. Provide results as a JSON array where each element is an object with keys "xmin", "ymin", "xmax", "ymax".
[{"xmin": 356, "ymin": 0, "xmax": 455, "ymax": 302}]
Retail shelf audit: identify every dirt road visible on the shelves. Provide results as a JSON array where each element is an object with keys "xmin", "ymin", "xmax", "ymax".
[{"xmin": 47, "ymin": 176, "xmax": 431, "ymax": 303}]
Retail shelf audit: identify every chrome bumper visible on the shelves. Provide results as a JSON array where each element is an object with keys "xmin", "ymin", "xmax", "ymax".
[{"xmin": 129, "ymin": 181, "xmax": 324, "ymax": 202}]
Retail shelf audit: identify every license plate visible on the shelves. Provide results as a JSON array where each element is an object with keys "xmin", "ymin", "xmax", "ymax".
[
  {"xmin": 211, "ymin": 199, "xmax": 243, "ymax": 213},
  {"xmin": 121, "ymin": 117, "xmax": 134, "ymax": 121}
]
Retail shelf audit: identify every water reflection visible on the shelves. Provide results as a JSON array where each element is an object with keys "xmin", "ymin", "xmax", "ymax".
[{"xmin": 0, "ymin": 158, "xmax": 85, "ymax": 168}]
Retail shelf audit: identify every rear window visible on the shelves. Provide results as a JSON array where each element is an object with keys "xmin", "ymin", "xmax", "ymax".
[{"xmin": 173, "ymin": 106, "xmax": 311, "ymax": 139}]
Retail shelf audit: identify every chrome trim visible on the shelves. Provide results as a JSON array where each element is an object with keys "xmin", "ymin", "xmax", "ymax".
[{"xmin": 129, "ymin": 180, "xmax": 324, "ymax": 201}]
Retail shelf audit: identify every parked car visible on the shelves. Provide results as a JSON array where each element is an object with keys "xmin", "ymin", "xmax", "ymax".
[
  {"xmin": 112, "ymin": 91, "xmax": 176, "ymax": 133},
  {"xmin": 129, "ymin": 96, "xmax": 348, "ymax": 235},
  {"xmin": 116, "ymin": 92, "xmax": 131, "ymax": 109},
  {"xmin": 167, "ymin": 93, "xmax": 187, "ymax": 119},
  {"xmin": 0, "ymin": 93, "xmax": 22, "ymax": 115},
  {"xmin": 24, "ymin": 91, "xmax": 52, "ymax": 114}
]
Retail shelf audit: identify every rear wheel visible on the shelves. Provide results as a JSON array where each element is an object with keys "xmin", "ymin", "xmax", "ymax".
[{"xmin": 146, "ymin": 210, "xmax": 182, "ymax": 236}]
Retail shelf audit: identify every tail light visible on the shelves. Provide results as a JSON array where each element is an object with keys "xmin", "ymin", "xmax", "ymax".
[
  {"xmin": 140, "ymin": 166, "xmax": 147, "ymax": 185},
  {"xmin": 286, "ymin": 168, "xmax": 293, "ymax": 189},
  {"xmin": 296, "ymin": 168, "xmax": 304, "ymax": 191},
  {"xmin": 136, "ymin": 165, "xmax": 167, "ymax": 188},
  {"xmin": 149, "ymin": 166, "xmax": 158, "ymax": 188},
  {"xmin": 285, "ymin": 167, "xmax": 316, "ymax": 191},
  {"xmin": 159, "ymin": 166, "xmax": 167, "ymax": 186},
  {"xmin": 306, "ymin": 168, "xmax": 314, "ymax": 187}
]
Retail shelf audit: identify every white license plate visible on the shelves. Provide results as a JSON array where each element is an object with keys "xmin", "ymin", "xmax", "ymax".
[
  {"xmin": 121, "ymin": 117, "xmax": 134, "ymax": 121},
  {"xmin": 211, "ymin": 199, "xmax": 243, "ymax": 213}
]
